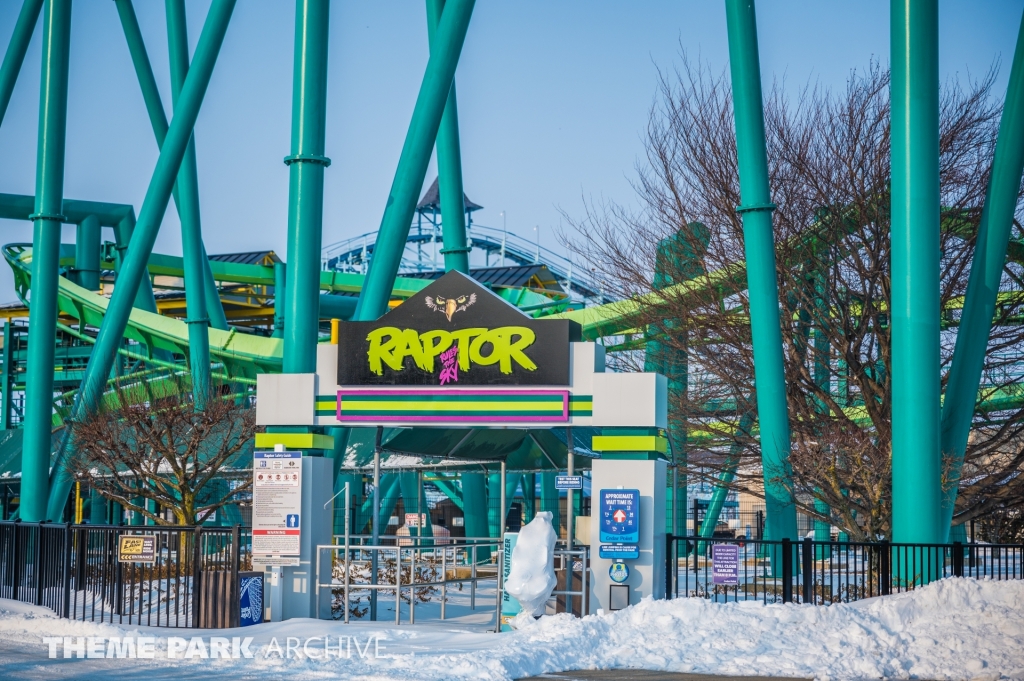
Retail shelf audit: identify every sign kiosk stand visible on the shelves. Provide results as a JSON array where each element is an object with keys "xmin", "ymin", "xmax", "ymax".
[
  {"xmin": 253, "ymin": 444, "xmax": 333, "ymax": 620},
  {"xmin": 588, "ymin": 454, "xmax": 667, "ymax": 613}
]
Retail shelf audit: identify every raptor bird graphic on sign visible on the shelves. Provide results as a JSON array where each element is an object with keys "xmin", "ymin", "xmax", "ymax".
[{"xmin": 425, "ymin": 293, "xmax": 476, "ymax": 321}]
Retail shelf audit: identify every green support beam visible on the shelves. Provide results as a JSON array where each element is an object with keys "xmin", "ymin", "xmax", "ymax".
[
  {"xmin": 724, "ymin": 0, "xmax": 798, "ymax": 543},
  {"xmin": 283, "ymin": 0, "xmax": 331, "ymax": 373},
  {"xmin": 45, "ymin": 0, "xmax": 236, "ymax": 520},
  {"xmin": 113, "ymin": 0, "xmax": 227, "ymax": 332},
  {"xmin": 166, "ymin": 0, "xmax": 211, "ymax": 408},
  {"xmin": 939, "ymin": 9, "xmax": 1024, "ymax": 540},
  {"xmin": 21, "ymin": 0, "xmax": 72, "ymax": 522},
  {"xmin": 0, "ymin": 0, "xmax": 43, "ymax": 127},
  {"xmin": 890, "ymin": 0, "xmax": 943, "ymax": 548},
  {"xmin": 425, "ymin": 0, "xmax": 470, "ymax": 274},
  {"xmin": 354, "ymin": 0, "xmax": 476, "ymax": 320},
  {"xmin": 697, "ymin": 412, "xmax": 755, "ymax": 554},
  {"xmin": 74, "ymin": 214, "xmax": 101, "ymax": 290}
]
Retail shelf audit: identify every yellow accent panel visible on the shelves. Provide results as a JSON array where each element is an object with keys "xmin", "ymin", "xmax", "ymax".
[
  {"xmin": 591, "ymin": 435, "xmax": 667, "ymax": 453},
  {"xmin": 255, "ymin": 433, "xmax": 335, "ymax": 450}
]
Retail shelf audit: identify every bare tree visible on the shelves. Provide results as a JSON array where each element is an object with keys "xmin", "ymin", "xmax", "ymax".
[
  {"xmin": 565, "ymin": 56, "xmax": 1024, "ymax": 541},
  {"xmin": 68, "ymin": 376, "xmax": 257, "ymax": 526}
]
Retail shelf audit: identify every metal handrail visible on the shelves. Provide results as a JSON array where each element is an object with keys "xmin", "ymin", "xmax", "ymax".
[{"xmin": 316, "ymin": 539, "xmax": 502, "ymax": 625}]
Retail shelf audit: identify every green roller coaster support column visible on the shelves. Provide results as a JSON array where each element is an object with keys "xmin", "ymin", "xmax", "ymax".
[
  {"xmin": 459, "ymin": 471, "xmax": 489, "ymax": 559},
  {"xmin": 539, "ymin": 470, "xmax": 560, "ymax": 536},
  {"xmin": 167, "ymin": 0, "xmax": 211, "ymax": 408},
  {"xmin": 21, "ymin": 0, "xmax": 72, "ymax": 522},
  {"xmin": 74, "ymin": 214, "xmax": 101, "ymax": 291},
  {"xmin": 939, "ymin": 9, "xmax": 1024, "ymax": 541},
  {"xmin": 112, "ymin": 213, "xmax": 161, "ymax": 317},
  {"xmin": 113, "ymin": 0, "xmax": 227, "ymax": 332},
  {"xmin": 890, "ymin": 0, "xmax": 942, "ymax": 551},
  {"xmin": 399, "ymin": 472, "xmax": 433, "ymax": 541},
  {"xmin": 1, "ymin": 320, "xmax": 12, "ymax": 430},
  {"xmin": 273, "ymin": 261, "xmax": 286, "ymax": 338},
  {"xmin": 0, "ymin": 0, "xmax": 43, "ymax": 128},
  {"xmin": 645, "ymin": 222, "xmax": 709, "ymax": 540},
  {"xmin": 45, "ymin": 0, "xmax": 236, "ymax": 521},
  {"xmin": 724, "ymin": 0, "xmax": 798, "ymax": 544},
  {"xmin": 425, "ymin": 0, "xmax": 470, "ymax": 274},
  {"xmin": 354, "ymin": 0, "xmax": 475, "ymax": 321},
  {"xmin": 522, "ymin": 472, "xmax": 535, "ymax": 523},
  {"xmin": 813, "ymin": 495, "xmax": 830, "ymax": 558},
  {"xmin": 283, "ymin": 0, "xmax": 330, "ymax": 373},
  {"xmin": 698, "ymin": 412, "xmax": 755, "ymax": 555},
  {"xmin": 89, "ymin": 488, "xmax": 107, "ymax": 524}
]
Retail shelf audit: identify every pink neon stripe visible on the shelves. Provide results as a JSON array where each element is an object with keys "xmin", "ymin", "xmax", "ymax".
[{"xmin": 335, "ymin": 389, "xmax": 569, "ymax": 423}]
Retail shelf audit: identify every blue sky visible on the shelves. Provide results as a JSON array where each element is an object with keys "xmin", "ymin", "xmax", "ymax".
[{"xmin": 0, "ymin": 1, "xmax": 1021, "ymax": 302}]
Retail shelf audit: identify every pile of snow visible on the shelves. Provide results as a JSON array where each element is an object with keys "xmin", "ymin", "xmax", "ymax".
[
  {"xmin": 0, "ymin": 577, "xmax": 1021, "ymax": 680},
  {"xmin": 504, "ymin": 511, "xmax": 557, "ymax": 617}
]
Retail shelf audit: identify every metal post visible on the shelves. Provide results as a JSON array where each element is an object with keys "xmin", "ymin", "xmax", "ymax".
[
  {"xmin": 74, "ymin": 215, "xmax": 101, "ymax": 290},
  {"xmin": 343, "ymin": 481, "xmax": 350, "ymax": 624},
  {"xmin": 0, "ymin": 0, "xmax": 43, "ymax": 128},
  {"xmin": 566, "ymin": 429, "xmax": 575, "ymax": 548},
  {"xmin": 781, "ymin": 537, "xmax": 792, "ymax": 603},
  {"xmin": 22, "ymin": 0, "xmax": 72, "ymax": 522},
  {"xmin": 166, "ymin": 0, "xmax": 211, "ymax": 408},
  {"xmin": 723, "ymin": 0, "xmax": 798, "ymax": 545},
  {"xmin": 499, "ymin": 460, "xmax": 506, "ymax": 535},
  {"xmin": 272, "ymin": 261, "xmax": 286, "ymax": 338},
  {"xmin": 283, "ymin": 0, "xmax": 331, "ymax": 373},
  {"xmin": 801, "ymin": 537, "xmax": 812, "ymax": 603},
  {"xmin": 370, "ymin": 426, "xmax": 381, "ymax": 620},
  {"xmin": 45, "ymin": 0, "xmax": 237, "ymax": 521},
  {"xmin": 113, "ymin": 0, "xmax": 228, "ymax": 331},
  {"xmin": 1, "ymin": 320, "xmax": 13, "ymax": 431},
  {"xmin": 425, "ymin": 0, "xmax": 470, "ymax": 273},
  {"xmin": 354, "ymin": 0, "xmax": 476, "ymax": 321},
  {"xmin": 890, "ymin": 0, "xmax": 942, "ymax": 548},
  {"xmin": 939, "ymin": 9, "xmax": 1024, "ymax": 540}
]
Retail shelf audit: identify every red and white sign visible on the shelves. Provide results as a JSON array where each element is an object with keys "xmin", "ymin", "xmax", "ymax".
[
  {"xmin": 613, "ymin": 509, "xmax": 627, "ymax": 523},
  {"xmin": 253, "ymin": 451, "xmax": 302, "ymax": 556}
]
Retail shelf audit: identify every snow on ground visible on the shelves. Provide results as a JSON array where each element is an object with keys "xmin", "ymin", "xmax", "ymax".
[{"xmin": 0, "ymin": 577, "xmax": 1021, "ymax": 680}]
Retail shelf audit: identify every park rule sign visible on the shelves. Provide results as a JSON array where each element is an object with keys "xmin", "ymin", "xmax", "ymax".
[{"xmin": 252, "ymin": 450, "xmax": 302, "ymax": 557}]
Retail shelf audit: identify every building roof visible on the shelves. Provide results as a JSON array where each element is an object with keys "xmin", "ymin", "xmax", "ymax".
[
  {"xmin": 415, "ymin": 177, "xmax": 483, "ymax": 213},
  {"xmin": 208, "ymin": 250, "xmax": 281, "ymax": 266},
  {"xmin": 402, "ymin": 264, "xmax": 565, "ymax": 293}
]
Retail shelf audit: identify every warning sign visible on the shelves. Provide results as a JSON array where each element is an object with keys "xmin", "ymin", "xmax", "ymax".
[
  {"xmin": 118, "ymin": 535, "xmax": 156, "ymax": 563},
  {"xmin": 252, "ymin": 451, "xmax": 302, "ymax": 556}
]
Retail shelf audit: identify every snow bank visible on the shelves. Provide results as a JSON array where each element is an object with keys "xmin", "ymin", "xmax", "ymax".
[
  {"xmin": 0, "ymin": 577, "xmax": 1021, "ymax": 680},
  {"xmin": 504, "ymin": 511, "xmax": 557, "ymax": 617}
]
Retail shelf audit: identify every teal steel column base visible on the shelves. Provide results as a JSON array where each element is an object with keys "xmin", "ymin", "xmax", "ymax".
[
  {"xmin": 22, "ymin": 0, "xmax": 72, "ymax": 522},
  {"xmin": 890, "ymin": 0, "xmax": 943, "ymax": 567},
  {"xmin": 724, "ymin": 0, "xmax": 798, "ymax": 546}
]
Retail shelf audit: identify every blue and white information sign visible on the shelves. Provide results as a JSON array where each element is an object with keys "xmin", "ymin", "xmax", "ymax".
[
  {"xmin": 599, "ymin": 489, "xmax": 640, "ymax": 543},
  {"xmin": 599, "ymin": 488, "xmax": 640, "ymax": 560},
  {"xmin": 555, "ymin": 475, "xmax": 583, "ymax": 490},
  {"xmin": 599, "ymin": 544, "xmax": 640, "ymax": 560}
]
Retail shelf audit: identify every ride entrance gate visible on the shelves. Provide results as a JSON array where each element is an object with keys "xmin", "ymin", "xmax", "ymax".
[{"xmin": 256, "ymin": 271, "xmax": 669, "ymax": 620}]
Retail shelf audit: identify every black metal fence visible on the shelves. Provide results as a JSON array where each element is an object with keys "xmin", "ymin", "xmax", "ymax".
[
  {"xmin": 666, "ymin": 535, "xmax": 1024, "ymax": 604},
  {"xmin": 0, "ymin": 521, "xmax": 250, "ymax": 627}
]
